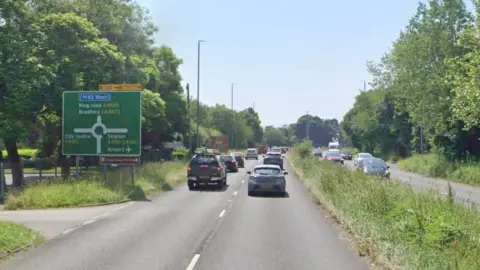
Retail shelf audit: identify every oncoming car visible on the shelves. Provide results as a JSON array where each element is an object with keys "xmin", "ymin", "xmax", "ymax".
[{"xmin": 247, "ymin": 165, "xmax": 288, "ymax": 196}]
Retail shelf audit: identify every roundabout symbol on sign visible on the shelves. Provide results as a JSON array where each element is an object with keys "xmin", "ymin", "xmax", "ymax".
[{"xmin": 73, "ymin": 115, "xmax": 128, "ymax": 154}]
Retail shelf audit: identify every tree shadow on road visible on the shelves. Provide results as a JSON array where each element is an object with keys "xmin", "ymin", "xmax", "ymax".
[{"xmin": 127, "ymin": 185, "xmax": 151, "ymax": 201}]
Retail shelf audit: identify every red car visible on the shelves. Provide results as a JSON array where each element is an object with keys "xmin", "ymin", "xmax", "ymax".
[{"xmin": 324, "ymin": 151, "xmax": 344, "ymax": 165}]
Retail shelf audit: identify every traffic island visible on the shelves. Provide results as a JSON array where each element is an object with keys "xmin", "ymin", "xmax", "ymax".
[
  {"xmin": 3, "ymin": 161, "xmax": 187, "ymax": 210},
  {"xmin": 0, "ymin": 221, "xmax": 44, "ymax": 260},
  {"xmin": 287, "ymin": 142, "xmax": 480, "ymax": 270}
]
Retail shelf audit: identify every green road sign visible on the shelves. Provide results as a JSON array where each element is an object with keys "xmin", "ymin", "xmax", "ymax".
[{"xmin": 62, "ymin": 91, "xmax": 142, "ymax": 156}]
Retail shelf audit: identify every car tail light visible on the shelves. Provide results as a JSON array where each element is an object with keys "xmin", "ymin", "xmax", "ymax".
[
  {"xmin": 216, "ymin": 167, "xmax": 221, "ymax": 173},
  {"xmin": 232, "ymin": 160, "xmax": 236, "ymax": 163},
  {"xmin": 187, "ymin": 167, "xmax": 192, "ymax": 173}
]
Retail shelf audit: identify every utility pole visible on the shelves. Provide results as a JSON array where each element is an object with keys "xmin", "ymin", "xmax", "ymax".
[
  {"xmin": 361, "ymin": 80, "xmax": 367, "ymax": 92},
  {"xmin": 196, "ymin": 40, "xmax": 205, "ymax": 149},
  {"xmin": 305, "ymin": 111, "xmax": 309, "ymax": 140},
  {"xmin": 186, "ymin": 83, "xmax": 192, "ymax": 153},
  {"xmin": 252, "ymin": 101, "xmax": 255, "ymax": 110},
  {"xmin": 231, "ymin": 83, "xmax": 235, "ymax": 148}
]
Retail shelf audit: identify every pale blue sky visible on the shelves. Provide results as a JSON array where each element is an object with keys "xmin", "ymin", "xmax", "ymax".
[{"xmin": 138, "ymin": 0, "xmax": 422, "ymax": 126}]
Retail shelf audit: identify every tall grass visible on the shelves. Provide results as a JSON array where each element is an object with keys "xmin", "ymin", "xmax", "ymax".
[
  {"xmin": 4, "ymin": 161, "xmax": 187, "ymax": 210},
  {"xmin": 398, "ymin": 154, "xmax": 480, "ymax": 185},
  {"xmin": 289, "ymin": 144, "xmax": 480, "ymax": 269}
]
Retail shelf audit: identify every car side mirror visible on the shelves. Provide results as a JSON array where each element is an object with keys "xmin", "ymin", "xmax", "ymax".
[
  {"xmin": 387, "ymin": 166, "xmax": 390, "ymax": 169},
  {"xmin": 283, "ymin": 171, "xmax": 288, "ymax": 175},
  {"xmin": 247, "ymin": 171, "xmax": 251, "ymax": 174}
]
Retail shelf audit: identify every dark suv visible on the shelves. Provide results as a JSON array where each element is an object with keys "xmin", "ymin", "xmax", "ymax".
[
  {"xmin": 263, "ymin": 152, "xmax": 284, "ymax": 170},
  {"xmin": 187, "ymin": 154, "xmax": 227, "ymax": 190}
]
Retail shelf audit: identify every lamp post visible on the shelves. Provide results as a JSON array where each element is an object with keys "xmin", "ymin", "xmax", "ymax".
[{"xmin": 195, "ymin": 40, "xmax": 205, "ymax": 149}]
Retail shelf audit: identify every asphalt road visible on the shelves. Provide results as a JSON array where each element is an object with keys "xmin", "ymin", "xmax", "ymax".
[
  {"xmin": 343, "ymin": 160, "xmax": 480, "ymax": 207},
  {"xmin": 1, "ymin": 158, "xmax": 369, "ymax": 270}
]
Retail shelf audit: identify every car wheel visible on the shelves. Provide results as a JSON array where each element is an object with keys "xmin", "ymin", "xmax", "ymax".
[
  {"xmin": 248, "ymin": 190, "xmax": 254, "ymax": 196},
  {"xmin": 188, "ymin": 181, "xmax": 195, "ymax": 190},
  {"xmin": 256, "ymin": 157, "xmax": 258, "ymax": 160}
]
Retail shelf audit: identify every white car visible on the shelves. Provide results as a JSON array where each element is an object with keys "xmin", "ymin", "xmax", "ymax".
[
  {"xmin": 353, "ymin": 153, "xmax": 373, "ymax": 166},
  {"xmin": 245, "ymin": 148, "xmax": 259, "ymax": 160}
]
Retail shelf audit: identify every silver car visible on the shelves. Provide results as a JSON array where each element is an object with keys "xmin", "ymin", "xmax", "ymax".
[
  {"xmin": 245, "ymin": 148, "xmax": 258, "ymax": 160},
  {"xmin": 353, "ymin": 153, "xmax": 373, "ymax": 166},
  {"xmin": 247, "ymin": 165, "xmax": 287, "ymax": 196}
]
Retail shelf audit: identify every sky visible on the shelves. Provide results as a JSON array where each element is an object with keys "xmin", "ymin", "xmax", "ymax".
[{"xmin": 137, "ymin": 0, "xmax": 423, "ymax": 127}]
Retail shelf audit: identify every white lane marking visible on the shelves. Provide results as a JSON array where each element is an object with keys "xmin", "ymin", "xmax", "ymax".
[
  {"xmin": 62, "ymin": 228, "xmax": 75, "ymax": 235},
  {"xmin": 241, "ymin": 180, "xmax": 245, "ymax": 183},
  {"xmin": 186, "ymin": 254, "xmax": 201, "ymax": 270},
  {"xmin": 228, "ymin": 199, "xmax": 232, "ymax": 202},
  {"xmin": 218, "ymin": 209, "xmax": 226, "ymax": 218},
  {"xmin": 233, "ymin": 191, "xmax": 238, "ymax": 196},
  {"xmin": 84, "ymin": 220, "xmax": 95, "ymax": 225}
]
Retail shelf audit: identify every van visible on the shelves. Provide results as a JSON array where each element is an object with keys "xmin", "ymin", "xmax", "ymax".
[{"xmin": 328, "ymin": 142, "xmax": 340, "ymax": 152}]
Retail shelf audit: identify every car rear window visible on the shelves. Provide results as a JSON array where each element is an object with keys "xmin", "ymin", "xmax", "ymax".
[
  {"xmin": 266, "ymin": 153, "xmax": 281, "ymax": 158},
  {"xmin": 253, "ymin": 167, "xmax": 281, "ymax": 175},
  {"xmin": 191, "ymin": 155, "xmax": 218, "ymax": 165},
  {"xmin": 247, "ymin": 149, "xmax": 256, "ymax": 153},
  {"xmin": 220, "ymin": 156, "xmax": 234, "ymax": 161}
]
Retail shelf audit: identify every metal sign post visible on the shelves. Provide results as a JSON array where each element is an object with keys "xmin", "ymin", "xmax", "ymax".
[{"xmin": 0, "ymin": 162, "xmax": 4, "ymax": 203}]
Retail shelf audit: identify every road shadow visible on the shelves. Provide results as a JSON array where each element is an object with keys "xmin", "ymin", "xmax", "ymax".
[
  {"xmin": 249, "ymin": 191, "xmax": 290, "ymax": 198},
  {"xmin": 191, "ymin": 184, "xmax": 229, "ymax": 192},
  {"xmin": 127, "ymin": 186, "xmax": 152, "ymax": 201}
]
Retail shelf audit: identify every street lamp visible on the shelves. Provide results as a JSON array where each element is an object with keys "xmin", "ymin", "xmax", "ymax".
[
  {"xmin": 231, "ymin": 83, "xmax": 235, "ymax": 148},
  {"xmin": 196, "ymin": 40, "xmax": 205, "ymax": 149}
]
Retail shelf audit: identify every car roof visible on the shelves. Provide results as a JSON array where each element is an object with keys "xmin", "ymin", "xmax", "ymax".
[
  {"xmin": 266, "ymin": 151, "xmax": 281, "ymax": 154},
  {"xmin": 254, "ymin": 164, "xmax": 281, "ymax": 169}
]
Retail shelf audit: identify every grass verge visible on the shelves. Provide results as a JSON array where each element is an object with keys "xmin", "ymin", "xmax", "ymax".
[
  {"xmin": 0, "ymin": 221, "xmax": 44, "ymax": 257},
  {"xmin": 289, "ymin": 143, "xmax": 480, "ymax": 269},
  {"xmin": 397, "ymin": 154, "xmax": 480, "ymax": 185},
  {"xmin": 4, "ymin": 161, "xmax": 187, "ymax": 210}
]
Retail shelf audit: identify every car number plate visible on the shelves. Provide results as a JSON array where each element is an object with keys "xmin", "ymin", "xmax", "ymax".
[
  {"xmin": 260, "ymin": 185, "xmax": 272, "ymax": 189},
  {"xmin": 199, "ymin": 176, "xmax": 210, "ymax": 180}
]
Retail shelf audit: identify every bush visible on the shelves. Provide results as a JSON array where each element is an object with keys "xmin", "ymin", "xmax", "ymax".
[
  {"xmin": 172, "ymin": 147, "xmax": 189, "ymax": 160},
  {"xmin": 288, "ymin": 149, "xmax": 480, "ymax": 269},
  {"xmin": 1, "ymin": 149, "xmax": 39, "ymax": 159},
  {"xmin": 295, "ymin": 140, "xmax": 313, "ymax": 158}
]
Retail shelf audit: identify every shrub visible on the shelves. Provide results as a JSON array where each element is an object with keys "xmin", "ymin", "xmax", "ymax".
[
  {"xmin": 172, "ymin": 147, "xmax": 190, "ymax": 160},
  {"xmin": 295, "ymin": 140, "xmax": 313, "ymax": 158}
]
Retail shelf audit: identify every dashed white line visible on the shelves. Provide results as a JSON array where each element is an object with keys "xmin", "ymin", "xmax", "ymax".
[
  {"xmin": 233, "ymin": 191, "xmax": 238, "ymax": 196},
  {"xmin": 218, "ymin": 209, "xmax": 226, "ymax": 218},
  {"xmin": 241, "ymin": 180, "xmax": 245, "ymax": 183},
  {"xmin": 186, "ymin": 254, "xmax": 201, "ymax": 270},
  {"xmin": 84, "ymin": 220, "xmax": 95, "ymax": 225}
]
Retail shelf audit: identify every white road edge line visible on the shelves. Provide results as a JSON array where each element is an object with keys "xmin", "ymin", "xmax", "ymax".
[
  {"xmin": 233, "ymin": 191, "xmax": 238, "ymax": 196},
  {"xmin": 84, "ymin": 220, "xmax": 95, "ymax": 225},
  {"xmin": 62, "ymin": 228, "xmax": 75, "ymax": 235},
  {"xmin": 218, "ymin": 209, "xmax": 226, "ymax": 218},
  {"xmin": 186, "ymin": 254, "xmax": 201, "ymax": 270}
]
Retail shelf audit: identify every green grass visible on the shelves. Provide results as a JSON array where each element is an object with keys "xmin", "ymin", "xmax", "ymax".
[
  {"xmin": 1, "ymin": 149, "xmax": 38, "ymax": 158},
  {"xmin": 398, "ymin": 154, "xmax": 480, "ymax": 185},
  {"xmin": 289, "ymin": 144, "xmax": 480, "ymax": 269},
  {"xmin": 4, "ymin": 161, "xmax": 187, "ymax": 210},
  {"xmin": 0, "ymin": 221, "xmax": 44, "ymax": 256}
]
